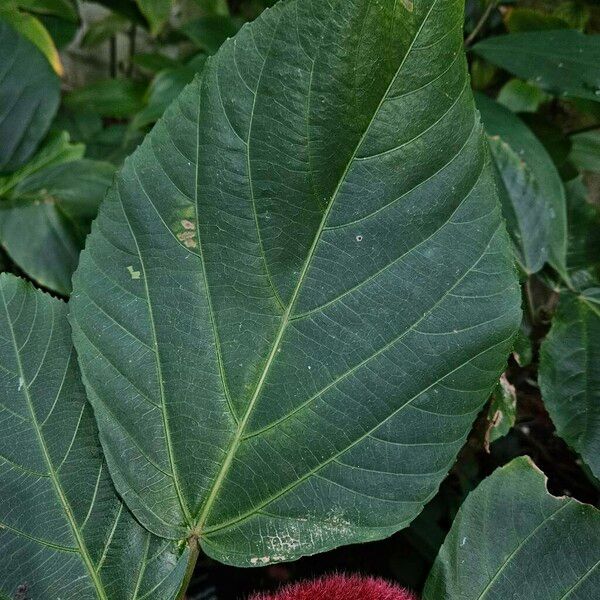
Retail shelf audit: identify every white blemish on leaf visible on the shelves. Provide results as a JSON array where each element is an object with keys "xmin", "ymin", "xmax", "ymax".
[{"xmin": 127, "ymin": 266, "xmax": 141, "ymax": 280}]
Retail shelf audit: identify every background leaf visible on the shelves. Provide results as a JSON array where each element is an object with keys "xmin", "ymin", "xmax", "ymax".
[
  {"xmin": 540, "ymin": 291, "xmax": 600, "ymax": 479},
  {"xmin": 71, "ymin": 0, "xmax": 521, "ymax": 566},
  {"xmin": 423, "ymin": 457, "xmax": 600, "ymax": 599},
  {"xmin": 488, "ymin": 135, "xmax": 551, "ymax": 274},
  {"xmin": 477, "ymin": 94, "xmax": 568, "ymax": 279},
  {"xmin": 473, "ymin": 30, "xmax": 600, "ymax": 102},
  {"xmin": 0, "ymin": 274, "xmax": 192, "ymax": 600},
  {"xmin": 65, "ymin": 79, "xmax": 147, "ymax": 119},
  {"xmin": 0, "ymin": 18, "xmax": 60, "ymax": 173},
  {"xmin": 136, "ymin": 0, "xmax": 172, "ymax": 36}
]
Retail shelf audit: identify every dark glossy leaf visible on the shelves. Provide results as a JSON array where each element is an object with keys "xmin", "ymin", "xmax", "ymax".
[
  {"xmin": 0, "ymin": 274, "xmax": 192, "ymax": 600},
  {"xmin": 473, "ymin": 30, "xmax": 600, "ymax": 102},
  {"xmin": 0, "ymin": 18, "xmax": 60, "ymax": 173},
  {"xmin": 71, "ymin": 0, "xmax": 520, "ymax": 565},
  {"xmin": 477, "ymin": 94, "xmax": 568, "ymax": 279},
  {"xmin": 540, "ymin": 291, "xmax": 600, "ymax": 478},
  {"xmin": 65, "ymin": 79, "xmax": 147, "ymax": 119},
  {"xmin": 424, "ymin": 457, "xmax": 600, "ymax": 599}
]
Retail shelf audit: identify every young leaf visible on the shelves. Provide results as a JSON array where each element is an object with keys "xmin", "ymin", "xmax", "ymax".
[
  {"xmin": 0, "ymin": 18, "xmax": 60, "ymax": 173},
  {"xmin": 0, "ymin": 159, "xmax": 115, "ymax": 294},
  {"xmin": 423, "ymin": 457, "xmax": 600, "ymax": 599},
  {"xmin": 473, "ymin": 30, "xmax": 600, "ymax": 102},
  {"xmin": 477, "ymin": 94, "xmax": 568, "ymax": 280},
  {"xmin": 0, "ymin": 274, "xmax": 192, "ymax": 600},
  {"xmin": 539, "ymin": 292, "xmax": 600, "ymax": 479},
  {"xmin": 70, "ymin": 0, "xmax": 521, "ymax": 565}
]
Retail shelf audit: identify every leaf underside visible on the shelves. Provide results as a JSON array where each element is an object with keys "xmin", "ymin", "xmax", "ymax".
[
  {"xmin": 0, "ymin": 275, "xmax": 190, "ymax": 600},
  {"xmin": 71, "ymin": 0, "xmax": 521, "ymax": 566}
]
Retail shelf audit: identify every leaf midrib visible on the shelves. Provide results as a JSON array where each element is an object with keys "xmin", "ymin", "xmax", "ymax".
[
  {"xmin": 194, "ymin": 0, "xmax": 440, "ymax": 534},
  {"xmin": 0, "ymin": 286, "xmax": 108, "ymax": 600}
]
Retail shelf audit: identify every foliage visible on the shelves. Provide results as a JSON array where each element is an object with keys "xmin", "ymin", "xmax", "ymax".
[{"xmin": 0, "ymin": 0, "xmax": 599, "ymax": 598}]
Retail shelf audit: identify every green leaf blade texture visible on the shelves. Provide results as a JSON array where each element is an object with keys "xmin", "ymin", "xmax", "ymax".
[
  {"xmin": 71, "ymin": 0, "xmax": 521, "ymax": 565},
  {"xmin": 0, "ymin": 18, "xmax": 60, "ymax": 173},
  {"xmin": 423, "ymin": 457, "xmax": 600, "ymax": 599},
  {"xmin": 540, "ymin": 292, "xmax": 600, "ymax": 479},
  {"xmin": 0, "ymin": 275, "xmax": 192, "ymax": 599},
  {"xmin": 473, "ymin": 30, "xmax": 600, "ymax": 103}
]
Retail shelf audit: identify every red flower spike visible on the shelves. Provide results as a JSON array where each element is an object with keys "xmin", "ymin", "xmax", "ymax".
[{"xmin": 249, "ymin": 573, "xmax": 418, "ymax": 600}]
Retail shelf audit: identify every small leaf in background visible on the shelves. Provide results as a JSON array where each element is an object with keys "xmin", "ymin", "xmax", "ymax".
[
  {"xmin": 0, "ymin": 18, "xmax": 60, "ymax": 173},
  {"xmin": 497, "ymin": 79, "xmax": 550, "ymax": 114},
  {"xmin": 485, "ymin": 374, "xmax": 517, "ymax": 450},
  {"xmin": 540, "ymin": 292, "xmax": 600, "ymax": 480},
  {"xmin": 136, "ymin": 0, "xmax": 172, "ymax": 36},
  {"xmin": 423, "ymin": 457, "xmax": 600, "ymax": 599},
  {"xmin": 570, "ymin": 129, "xmax": 600, "ymax": 173},
  {"xmin": 0, "ymin": 274, "xmax": 192, "ymax": 599},
  {"xmin": 81, "ymin": 12, "xmax": 130, "ymax": 47},
  {"xmin": 133, "ymin": 51, "xmax": 181, "ymax": 73},
  {"xmin": 554, "ymin": 0, "xmax": 591, "ymax": 32},
  {"xmin": 473, "ymin": 30, "xmax": 600, "ymax": 103},
  {"xmin": 0, "ymin": 131, "xmax": 84, "ymax": 197},
  {"xmin": 182, "ymin": 15, "xmax": 239, "ymax": 53},
  {"xmin": 489, "ymin": 136, "xmax": 550, "ymax": 275},
  {"xmin": 565, "ymin": 177, "xmax": 600, "ymax": 288},
  {"xmin": 478, "ymin": 95, "xmax": 568, "ymax": 279},
  {"xmin": 0, "ymin": 158, "xmax": 114, "ymax": 294},
  {"xmin": 131, "ymin": 55, "xmax": 207, "ymax": 129},
  {"xmin": 16, "ymin": 0, "xmax": 78, "ymax": 22},
  {"xmin": 65, "ymin": 79, "xmax": 147, "ymax": 118},
  {"xmin": 0, "ymin": 8, "xmax": 63, "ymax": 75}
]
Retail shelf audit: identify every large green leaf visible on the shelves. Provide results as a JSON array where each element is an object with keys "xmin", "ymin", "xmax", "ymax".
[
  {"xmin": 539, "ymin": 291, "xmax": 600, "ymax": 479},
  {"xmin": 473, "ymin": 30, "xmax": 600, "ymax": 102},
  {"xmin": 0, "ymin": 274, "xmax": 192, "ymax": 600},
  {"xmin": 0, "ymin": 18, "xmax": 60, "ymax": 173},
  {"xmin": 71, "ymin": 0, "xmax": 521, "ymax": 565},
  {"xmin": 423, "ymin": 457, "xmax": 600, "ymax": 599},
  {"xmin": 477, "ymin": 94, "xmax": 568, "ymax": 279},
  {"xmin": 0, "ymin": 155, "xmax": 115, "ymax": 295}
]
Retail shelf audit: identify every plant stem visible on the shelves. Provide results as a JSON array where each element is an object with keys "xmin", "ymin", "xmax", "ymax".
[
  {"xmin": 465, "ymin": 1, "xmax": 499, "ymax": 48},
  {"xmin": 176, "ymin": 537, "xmax": 200, "ymax": 600}
]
